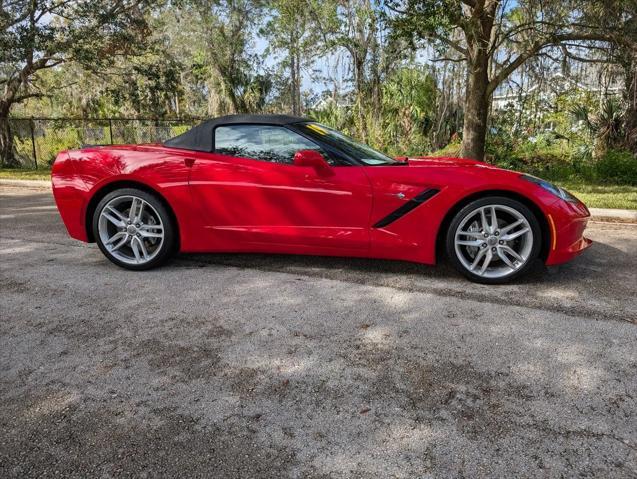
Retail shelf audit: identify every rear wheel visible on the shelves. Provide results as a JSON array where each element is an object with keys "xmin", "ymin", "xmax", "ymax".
[
  {"xmin": 446, "ymin": 196, "xmax": 541, "ymax": 284},
  {"xmin": 92, "ymin": 188, "xmax": 175, "ymax": 270}
]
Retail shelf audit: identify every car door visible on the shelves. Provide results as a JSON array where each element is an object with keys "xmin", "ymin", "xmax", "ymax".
[{"xmin": 188, "ymin": 124, "xmax": 372, "ymax": 252}]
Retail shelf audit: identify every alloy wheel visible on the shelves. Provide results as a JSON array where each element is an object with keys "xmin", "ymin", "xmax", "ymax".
[
  {"xmin": 97, "ymin": 195, "xmax": 165, "ymax": 266},
  {"xmin": 454, "ymin": 204, "xmax": 534, "ymax": 279}
]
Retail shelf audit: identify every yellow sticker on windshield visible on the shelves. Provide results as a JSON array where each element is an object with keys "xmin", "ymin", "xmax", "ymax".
[{"xmin": 306, "ymin": 123, "xmax": 327, "ymax": 135}]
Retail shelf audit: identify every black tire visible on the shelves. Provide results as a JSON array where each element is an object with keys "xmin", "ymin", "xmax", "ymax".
[
  {"xmin": 92, "ymin": 188, "xmax": 176, "ymax": 270},
  {"xmin": 445, "ymin": 196, "xmax": 542, "ymax": 284}
]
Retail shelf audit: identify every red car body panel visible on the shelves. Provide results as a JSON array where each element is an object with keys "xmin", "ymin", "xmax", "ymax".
[
  {"xmin": 51, "ymin": 144, "xmax": 591, "ymax": 266},
  {"xmin": 189, "ymin": 150, "xmax": 372, "ymax": 252}
]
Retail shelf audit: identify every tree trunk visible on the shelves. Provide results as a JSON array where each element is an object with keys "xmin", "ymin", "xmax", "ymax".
[
  {"xmin": 353, "ymin": 53, "xmax": 367, "ymax": 140},
  {"xmin": 461, "ymin": 55, "xmax": 490, "ymax": 160},
  {"xmin": 224, "ymin": 79, "xmax": 242, "ymax": 113},
  {"xmin": 623, "ymin": 45, "xmax": 637, "ymax": 153},
  {"xmin": 459, "ymin": 1, "xmax": 498, "ymax": 161},
  {"xmin": 0, "ymin": 101, "xmax": 16, "ymax": 167},
  {"xmin": 295, "ymin": 48, "xmax": 302, "ymax": 115},
  {"xmin": 290, "ymin": 29, "xmax": 299, "ymax": 116},
  {"xmin": 369, "ymin": 16, "xmax": 381, "ymax": 118}
]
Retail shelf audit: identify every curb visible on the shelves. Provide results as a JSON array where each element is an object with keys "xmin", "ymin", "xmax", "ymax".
[
  {"xmin": 588, "ymin": 208, "xmax": 637, "ymax": 223},
  {"xmin": 1, "ymin": 179, "xmax": 636, "ymax": 224},
  {"xmin": 0, "ymin": 179, "xmax": 51, "ymax": 189}
]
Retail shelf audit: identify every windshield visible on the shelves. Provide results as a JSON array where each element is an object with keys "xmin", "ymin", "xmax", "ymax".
[{"xmin": 296, "ymin": 122, "xmax": 399, "ymax": 165}]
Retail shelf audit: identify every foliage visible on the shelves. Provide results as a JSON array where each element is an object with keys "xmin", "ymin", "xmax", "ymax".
[
  {"xmin": 261, "ymin": 0, "xmax": 322, "ymax": 115},
  {"xmin": 555, "ymin": 181, "xmax": 637, "ymax": 209},
  {"xmin": 183, "ymin": 0, "xmax": 270, "ymax": 114},
  {"xmin": 0, "ymin": 169, "xmax": 52, "ymax": 180},
  {"xmin": 109, "ymin": 53, "xmax": 183, "ymax": 118},
  {"xmin": 479, "ymin": 90, "xmax": 636, "ymax": 186},
  {"xmin": 308, "ymin": 103, "xmax": 353, "ymax": 134},
  {"xmin": 308, "ymin": 66, "xmax": 437, "ymax": 156},
  {"xmin": 386, "ymin": 0, "xmax": 618, "ymax": 160},
  {"xmin": 570, "ymin": 97, "xmax": 625, "ymax": 157},
  {"xmin": 595, "ymin": 149, "xmax": 637, "ymax": 185},
  {"xmin": 1, "ymin": 0, "xmax": 155, "ymax": 165},
  {"xmin": 376, "ymin": 67, "xmax": 437, "ymax": 155},
  {"xmin": 2, "ymin": 0, "xmax": 635, "ymax": 185}
]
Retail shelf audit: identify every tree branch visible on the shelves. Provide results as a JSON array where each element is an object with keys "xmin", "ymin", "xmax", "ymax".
[
  {"xmin": 13, "ymin": 92, "xmax": 47, "ymax": 103},
  {"xmin": 487, "ymin": 32, "xmax": 614, "ymax": 95},
  {"xmin": 431, "ymin": 56, "xmax": 467, "ymax": 63},
  {"xmin": 428, "ymin": 32, "xmax": 469, "ymax": 57}
]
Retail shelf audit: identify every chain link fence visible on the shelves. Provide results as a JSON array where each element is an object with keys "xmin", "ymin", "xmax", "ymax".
[{"xmin": 6, "ymin": 118, "xmax": 202, "ymax": 168}]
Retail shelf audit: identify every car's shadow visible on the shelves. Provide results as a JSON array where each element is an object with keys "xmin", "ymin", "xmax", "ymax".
[
  {"xmin": 170, "ymin": 238, "xmax": 632, "ymax": 290},
  {"xmin": 171, "ymin": 250, "xmax": 557, "ymax": 285}
]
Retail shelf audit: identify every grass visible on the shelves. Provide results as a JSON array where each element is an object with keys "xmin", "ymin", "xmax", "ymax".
[
  {"xmin": 1, "ymin": 167, "xmax": 635, "ymax": 210},
  {"xmin": 0, "ymin": 168, "xmax": 51, "ymax": 181},
  {"xmin": 556, "ymin": 181, "xmax": 637, "ymax": 210}
]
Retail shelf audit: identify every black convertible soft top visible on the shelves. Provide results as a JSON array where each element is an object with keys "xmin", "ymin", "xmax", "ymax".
[{"xmin": 163, "ymin": 114, "xmax": 309, "ymax": 152}]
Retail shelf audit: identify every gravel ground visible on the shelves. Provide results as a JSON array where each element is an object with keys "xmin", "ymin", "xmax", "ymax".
[{"xmin": 1, "ymin": 186, "xmax": 636, "ymax": 478}]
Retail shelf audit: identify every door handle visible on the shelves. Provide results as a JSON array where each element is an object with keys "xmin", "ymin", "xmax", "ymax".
[{"xmin": 184, "ymin": 158, "xmax": 196, "ymax": 167}]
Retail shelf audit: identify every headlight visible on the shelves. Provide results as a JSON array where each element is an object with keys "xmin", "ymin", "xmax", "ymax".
[{"xmin": 520, "ymin": 174, "xmax": 579, "ymax": 202}]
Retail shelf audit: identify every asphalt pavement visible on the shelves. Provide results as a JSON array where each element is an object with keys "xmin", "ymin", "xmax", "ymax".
[{"xmin": 1, "ymin": 185, "xmax": 636, "ymax": 478}]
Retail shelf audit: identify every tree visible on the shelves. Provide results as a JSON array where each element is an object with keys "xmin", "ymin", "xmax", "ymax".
[
  {"xmin": 305, "ymin": 0, "xmax": 379, "ymax": 138},
  {"xmin": 380, "ymin": 66, "xmax": 437, "ymax": 154},
  {"xmin": 307, "ymin": 0, "xmax": 411, "ymax": 140},
  {"xmin": 581, "ymin": 0, "xmax": 637, "ymax": 153},
  {"xmin": 263, "ymin": 0, "xmax": 320, "ymax": 115},
  {"xmin": 388, "ymin": 0, "xmax": 614, "ymax": 160},
  {"xmin": 109, "ymin": 53, "xmax": 183, "ymax": 118},
  {"xmin": 0, "ymin": 0, "xmax": 155, "ymax": 166},
  {"xmin": 184, "ymin": 0, "xmax": 268, "ymax": 114}
]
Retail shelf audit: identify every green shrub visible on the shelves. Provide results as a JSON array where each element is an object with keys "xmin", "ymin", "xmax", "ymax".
[{"xmin": 595, "ymin": 150, "xmax": 637, "ymax": 185}]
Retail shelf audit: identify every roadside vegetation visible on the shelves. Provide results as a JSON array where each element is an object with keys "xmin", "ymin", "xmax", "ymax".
[
  {"xmin": 555, "ymin": 182, "xmax": 637, "ymax": 210},
  {"xmin": 0, "ymin": 169, "xmax": 51, "ymax": 181},
  {"xmin": 2, "ymin": 165, "xmax": 636, "ymax": 210},
  {"xmin": 1, "ymin": 0, "xmax": 635, "ymax": 209}
]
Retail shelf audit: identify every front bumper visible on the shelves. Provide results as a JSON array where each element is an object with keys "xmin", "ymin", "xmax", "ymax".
[{"xmin": 545, "ymin": 199, "xmax": 592, "ymax": 265}]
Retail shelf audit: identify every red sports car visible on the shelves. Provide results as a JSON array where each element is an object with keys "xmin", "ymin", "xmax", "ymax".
[{"xmin": 52, "ymin": 114, "xmax": 591, "ymax": 283}]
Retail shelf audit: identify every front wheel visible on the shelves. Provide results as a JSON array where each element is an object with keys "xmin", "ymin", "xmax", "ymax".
[
  {"xmin": 92, "ymin": 188, "xmax": 176, "ymax": 270},
  {"xmin": 446, "ymin": 196, "xmax": 541, "ymax": 284}
]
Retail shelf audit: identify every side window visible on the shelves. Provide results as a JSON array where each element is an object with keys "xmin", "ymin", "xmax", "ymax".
[{"xmin": 214, "ymin": 124, "xmax": 332, "ymax": 165}]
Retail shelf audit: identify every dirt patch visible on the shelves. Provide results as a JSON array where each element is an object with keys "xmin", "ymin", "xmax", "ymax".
[{"xmin": 0, "ymin": 392, "xmax": 295, "ymax": 478}]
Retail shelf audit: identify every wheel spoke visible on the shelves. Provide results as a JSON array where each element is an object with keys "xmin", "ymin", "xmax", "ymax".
[
  {"xmin": 497, "ymin": 248, "xmax": 517, "ymax": 269},
  {"xmin": 480, "ymin": 208, "xmax": 489, "ymax": 232},
  {"xmin": 105, "ymin": 205, "xmax": 127, "ymax": 222},
  {"xmin": 139, "ymin": 222, "xmax": 163, "ymax": 239},
  {"xmin": 479, "ymin": 250, "xmax": 493, "ymax": 274},
  {"xmin": 490, "ymin": 206, "xmax": 498, "ymax": 233},
  {"xmin": 501, "ymin": 227, "xmax": 530, "ymax": 241},
  {"xmin": 501, "ymin": 245, "xmax": 524, "ymax": 262},
  {"xmin": 500, "ymin": 219, "xmax": 523, "ymax": 234},
  {"xmin": 139, "ymin": 231, "xmax": 163, "ymax": 239},
  {"xmin": 457, "ymin": 239, "xmax": 482, "ymax": 247},
  {"xmin": 101, "ymin": 210, "xmax": 125, "ymax": 228},
  {"xmin": 131, "ymin": 236, "xmax": 142, "ymax": 262},
  {"xmin": 135, "ymin": 236, "xmax": 149, "ymax": 260},
  {"xmin": 139, "ymin": 223, "xmax": 162, "ymax": 230},
  {"xmin": 459, "ymin": 230, "xmax": 484, "ymax": 239},
  {"xmin": 470, "ymin": 247, "xmax": 487, "ymax": 270},
  {"xmin": 135, "ymin": 201, "xmax": 145, "ymax": 223},
  {"xmin": 129, "ymin": 198, "xmax": 143, "ymax": 222},
  {"xmin": 110, "ymin": 234, "xmax": 129, "ymax": 252},
  {"xmin": 105, "ymin": 231, "xmax": 126, "ymax": 245}
]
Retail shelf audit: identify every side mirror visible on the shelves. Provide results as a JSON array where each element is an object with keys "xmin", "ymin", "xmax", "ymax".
[{"xmin": 293, "ymin": 149, "xmax": 332, "ymax": 175}]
